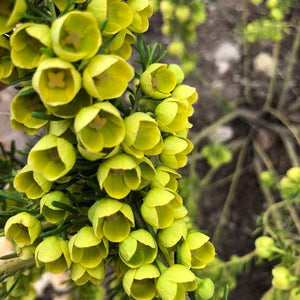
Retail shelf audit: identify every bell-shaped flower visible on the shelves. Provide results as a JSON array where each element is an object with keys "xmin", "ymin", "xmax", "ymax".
[
  {"xmin": 10, "ymin": 87, "xmax": 47, "ymax": 132},
  {"xmin": 0, "ymin": 36, "xmax": 14, "ymax": 80},
  {"xmin": 14, "ymin": 165, "xmax": 53, "ymax": 199},
  {"xmin": 103, "ymin": 29, "xmax": 135, "ymax": 60},
  {"xmin": 136, "ymin": 156, "xmax": 156, "ymax": 189},
  {"xmin": 10, "ymin": 117, "xmax": 40, "ymax": 135},
  {"xmin": 155, "ymin": 97, "xmax": 191, "ymax": 134},
  {"xmin": 172, "ymin": 85, "xmax": 198, "ymax": 116},
  {"xmin": 0, "ymin": 0, "xmax": 27, "ymax": 35},
  {"xmin": 127, "ymin": 0, "xmax": 153, "ymax": 33},
  {"xmin": 158, "ymin": 219, "xmax": 187, "ymax": 252},
  {"xmin": 168, "ymin": 64, "xmax": 185, "ymax": 85},
  {"xmin": 141, "ymin": 187, "xmax": 184, "ymax": 229},
  {"xmin": 179, "ymin": 231, "xmax": 215, "ymax": 269},
  {"xmin": 83, "ymin": 54, "xmax": 134, "ymax": 100},
  {"xmin": 123, "ymin": 264, "xmax": 160, "ymax": 300},
  {"xmin": 40, "ymin": 191, "xmax": 73, "ymax": 224},
  {"xmin": 97, "ymin": 153, "xmax": 141, "ymax": 199},
  {"xmin": 16, "ymin": 242, "xmax": 37, "ymax": 260},
  {"xmin": 78, "ymin": 142, "xmax": 120, "ymax": 161},
  {"xmin": 122, "ymin": 112, "xmax": 163, "ymax": 158},
  {"xmin": 88, "ymin": 198, "xmax": 135, "ymax": 242},
  {"xmin": 46, "ymin": 89, "xmax": 92, "ymax": 119},
  {"xmin": 51, "ymin": 11, "xmax": 101, "ymax": 62},
  {"xmin": 151, "ymin": 166, "xmax": 181, "ymax": 191},
  {"xmin": 48, "ymin": 120, "xmax": 74, "ymax": 141},
  {"xmin": 156, "ymin": 264, "xmax": 197, "ymax": 300},
  {"xmin": 86, "ymin": 0, "xmax": 107, "ymax": 25},
  {"xmin": 35, "ymin": 236, "xmax": 71, "ymax": 273},
  {"xmin": 102, "ymin": 0, "xmax": 133, "ymax": 35},
  {"xmin": 32, "ymin": 58, "xmax": 81, "ymax": 106},
  {"xmin": 272, "ymin": 266, "xmax": 293, "ymax": 290},
  {"xmin": 74, "ymin": 102, "xmax": 125, "ymax": 153},
  {"xmin": 4, "ymin": 212, "xmax": 41, "ymax": 246},
  {"xmin": 28, "ymin": 134, "xmax": 76, "ymax": 181},
  {"xmin": 119, "ymin": 229, "xmax": 157, "ymax": 268},
  {"xmin": 160, "ymin": 136, "xmax": 193, "ymax": 169},
  {"xmin": 195, "ymin": 277, "xmax": 215, "ymax": 300},
  {"xmin": 255, "ymin": 236, "xmax": 276, "ymax": 259},
  {"xmin": 69, "ymin": 226, "xmax": 109, "ymax": 268},
  {"xmin": 140, "ymin": 64, "xmax": 178, "ymax": 99},
  {"xmin": 71, "ymin": 262, "xmax": 105, "ymax": 286},
  {"xmin": 10, "ymin": 23, "xmax": 51, "ymax": 69}
]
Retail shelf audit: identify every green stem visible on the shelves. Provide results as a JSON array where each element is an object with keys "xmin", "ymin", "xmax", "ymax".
[{"xmin": 0, "ymin": 258, "xmax": 35, "ymax": 278}]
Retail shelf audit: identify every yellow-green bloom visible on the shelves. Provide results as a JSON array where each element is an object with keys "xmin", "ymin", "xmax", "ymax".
[
  {"xmin": 51, "ymin": 11, "xmax": 101, "ymax": 62},
  {"xmin": 14, "ymin": 164, "xmax": 53, "ymax": 199},
  {"xmin": 97, "ymin": 153, "xmax": 142, "ymax": 199},
  {"xmin": 272, "ymin": 266, "xmax": 293, "ymax": 290},
  {"xmin": 10, "ymin": 117, "xmax": 40, "ymax": 135},
  {"xmin": 102, "ymin": 0, "xmax": 133, "ymax": 35},
  {"xmin": 10, "ymin": 23, "xmax": 51, "ymax": 69},
  {"xmin": 141, "ymin": 188, "xmax": 184, "ymax": 229},
  {"xmin": 86, "ymin": 0, "xmax": 107, "ymax": 25},
  {"xmin": 48, "ymin": 119, "xmax": 74, "ymax": 140},
  {"xmin": 119, "ymin": 229, "xmax": 157, "ymax": 268},
  {"xmin": 172, "ymin": 84, "xmax": 198, "ymax": 116},
  {"xmin": 280, "ymin": 167, "xmax": 300, "ymax": 200},
  {"xmin": 32, "ymin": 58, "xmax": 81, "ymax": 106},
  {"xmin": 78, "ymin": 142, "xmax": 120, "ymax": 161},
  {"xmin": 4, "ymin": 212, "xmax": 41, "ymax": 246},
  {"xmin": 122, "ymin": 112, "xmax": 163, "ymax": 158},
  {"xmin": 160, "ymin": 136, "xmax": 193, "ymax": 169},
  {"xmin": 35, "ymin": 236, "xmax": 71, "ymax": 273},
  {"xmin": 255, "ymin": 236, "xmax": 276, "ymax": 259},
  {"xmin": 69, "ymin": 226, "xmax": 109, "ymax": 268},
  {"xmin": 53, "ymin": 0, "xmax": 75, "ymax": 11},
  {"xmin": 71, "ymin": 262, "xmax": 105, "ymax": 286},
  {"xmin": 40, "ymin": 191, "xmax": 73, "ymax": 224},
  {"xmin": 140, "ymin": 63, "xmax": 178, "ymax": 99},
  {"xmin": 74, "ymin": 102, "xmax": 125, "ymax": 153},
  {"xmin": 156, "ymin": 264, "xmax": 197, "ymax": 300},
  {"xmin": 83, "ymin": 54, "xmax": 134, "ymax": 100},
  {"xmin": 155, "ymin": 97, "xmax": 190, "ymax": 134},
  {"xmin": 0, "ymin": 0, "xmax": 27, "ymax": 35},
  {"xmin": 151, "ymin": 166, "xmax": 181, "ymax": 191},
  {"xmin": 46, "ymin": 89, "xmax": 92, "ymax": 119},
  {"xmin": 88, "ymin": 198, "xmax": 135, "ymax": 242},
  {"xmin": 195, "ymin": 277, "xmax": 215, "ymax": 300},
  {"xmin": 127, "ymin": 0, "xmax": 153, "ymax": 33},
  {"xmin": 10, "ymin": 87, "xmax": 47, "ymax": 132},
  {"xmin": 136, "ymin": 156, "xmax": 156, "ymax": 189},
  {"xmin": 0, "ymin": 36, "xmax": 14, "ymax": 80},
  {"xmin": 28, "ymin": 134, "xmax": 76, "ymax": 181},
  {"xmin": 123, "ymin": 264, "xmax": 160, "ymax": 300},
  {"xmin": 179, "ymin": 231, "xmax": 215, "ymax": 269},
  {"xmin": 16, "ymin": 242, "xmax": 37, "ymax": 260},
  {"xmin": 103, "ymin": 29, "xmax": 135, "ymax": 60}
]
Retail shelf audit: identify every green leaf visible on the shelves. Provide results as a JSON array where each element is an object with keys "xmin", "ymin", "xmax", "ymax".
[{"xmin": 0, "ymin": 190, "xmax": 26, "ymax": 203}]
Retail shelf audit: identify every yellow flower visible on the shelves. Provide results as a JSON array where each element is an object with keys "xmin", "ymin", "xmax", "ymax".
[
  {"xmin": 51, "ymin": 11, "xmax": 101, "ymax": 62},
  {"xmin": 71, "ymin": 262, "xmax": 105, "ymax": 286},
  {"xmin": 32, "ymin": 58, "xmax": 81, "ymax": 106},
  {"xmin": 151, "ymin": 166, "xmax": 181, "ymax": 191},
  {"xmin": 0, "ymin": 36, "xmax": 14, "ymax": 81},
  {"xmin": 83, "ymin": 54, "xmax": 134, "ymax": 100}
]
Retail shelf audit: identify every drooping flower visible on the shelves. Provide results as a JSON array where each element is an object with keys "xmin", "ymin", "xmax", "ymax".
[
  {"xmin": 28, "ymin": 134, "xmax": 76, "ymax": 181},
  {"xmin": 0, "ymin": 0, "xmax": 27, "ymax": 35},
  {"xmin": 74, "ymin": 102, "xmax": 125, "ymax": 153},
  {"xmin": 4, "ymin": 212, "xmax": 41, "ymax": 246},
  {"xmin": 10, "ymin": 23, "xmax": 52, "ymax": 69},
  {"xmin": 123, "ymin": 264, "xmax": 160, "ymax": 300},
  {"xmin": 140, "ymin": 63, "xmax": 178, "ymax": 99},
  {"xmin": 160, "ymin": 136, "xmax": 194, "ymax": 169},
  {"xmin": 0, "ymin": 36, "xmax": 14, "ymax": 81},
  {"xmin": 13, "ymin": 164, "xmax": 53, "ymax": 199},
  {"xmin": 88, "ymin": 198, "xmax": 135, "ymax": 242},
  {"xmin": 127, "ymin": 0, "xmax": 153, "ymax": 33},
  {"xmin": 77, "ymin": 142, "xmax": 120, "ymax": 161},
  {"xmin": 40, "ymin": 191, "xmax": 73, "ymax": 224},
  {"xmin": 141, "ymin": 187, "xmax": 184, "ymax": 229},
  {"xmin": 179, "ymin": 231, "xmax": 215, "ymax": 269},
  {"xmin": 35, "ymin": 236, "xmax": 71, "ymax": 273},
  {"xmin": 122, "ymin": 112, "xmax": 163, "ymax": 158},
  {"xmin": 10, "ymin": 87, "xmax": 48, "ymax": 133},
  {"xmin": 69, "ymin": 226, "xmax": 109, "ymax": 268},
  {"xmin": 156, "ymin": 264, "xmax": 198, "ymax": 300},
  {"xmin": 119, "ymin": 229, "xmax": 157, "ymax": 268},
  {"xmin": 51, "ymin": 11, "xmax": 101, "ymax": 62},
  {"xmin": 151, "ymin": 166, "xmax": 181, "ymax": 191},
  {"xmin": 83, "ymin": 54, "xmax": 134, "ymax": 100},
  {"xmin": 155, "ymin": 97, "xmax": 191, "ymax": 134},
  {"xmin": 32, "ymin": 58, "xmax": 81, "ymax": 106},
  {"xmin": 71, "ymin": 262, "xmax": 105, "ymax": 286}
]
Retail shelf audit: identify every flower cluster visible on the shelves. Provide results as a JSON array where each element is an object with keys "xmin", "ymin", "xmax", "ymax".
[{"xmin": 2, "ymin": 1, "xmax": 215, "ymax": 299}]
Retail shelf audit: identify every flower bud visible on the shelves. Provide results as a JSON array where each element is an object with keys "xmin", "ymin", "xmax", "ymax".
[
  {"xmin": 175, "ymin": 6, "xmax": 190, "ymax": 23},
  {"xmin": 119, "ymin": 229, "xmax": 157, "ymax": 268},
  {"xmin": 272, "ymin": 266, "xmax": 293, "ymax": 290},
  {"xmin": 5, "ymin": 212, "xmax": 41, "ymax": 246},
  {"xmin": 280, "ymin": 167, "xmax": 300, "ymax": 200},
  {"xmin": 195, "ymin": 277, "xmax": 215, "ymax": 300},
  {"xmin": 255, "ymin": 236, "xmax": 276, "ymax": 259}
]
